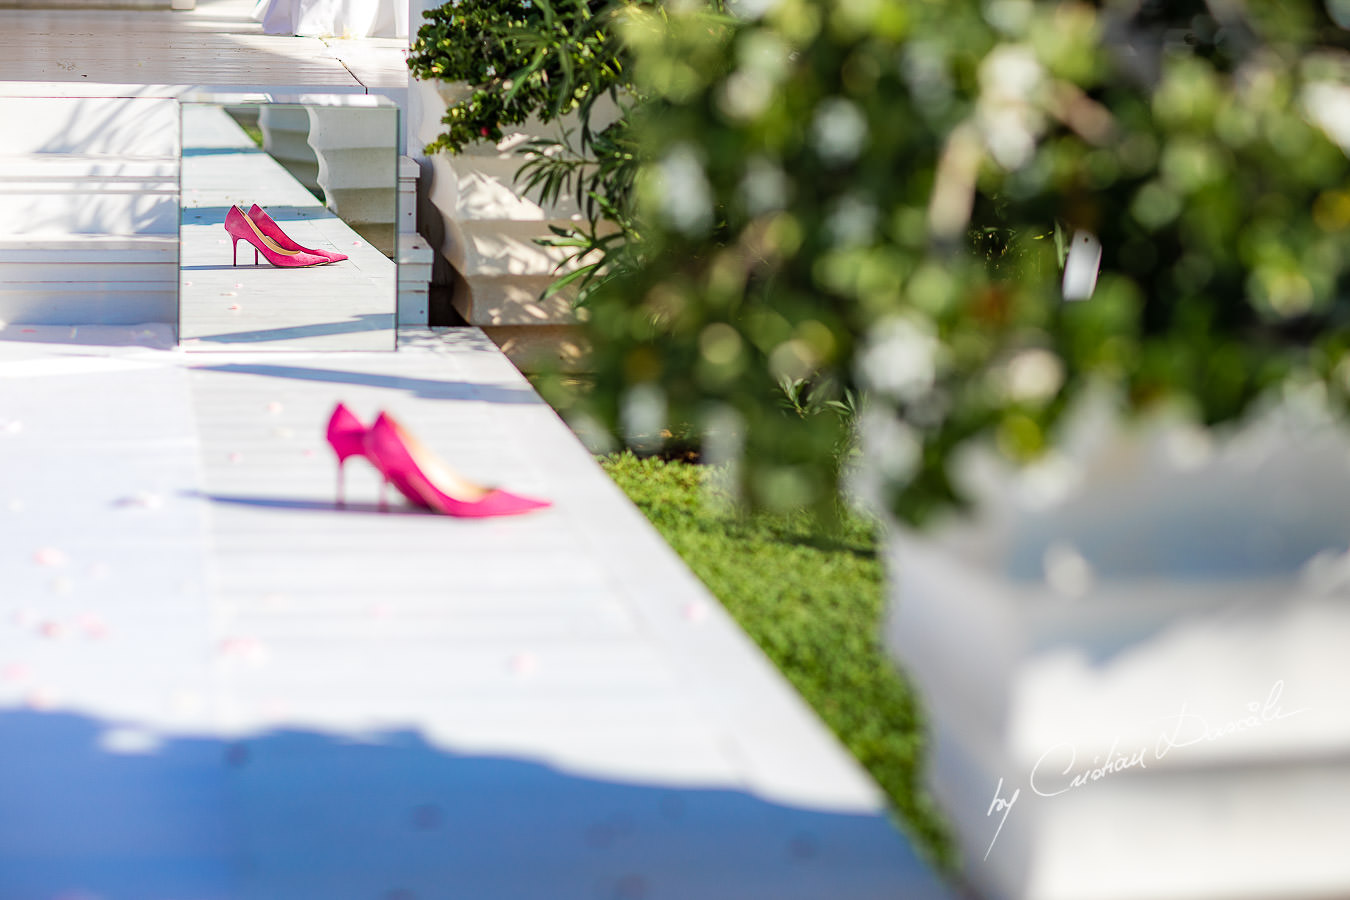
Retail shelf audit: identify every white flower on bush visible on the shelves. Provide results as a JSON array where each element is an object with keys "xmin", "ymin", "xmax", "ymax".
[
  {"xmin": 812, "ymin": 97, "xmax": 868, "ymax": 166},
  {"xmin": 826, "ymin": 193, "xmax": 878, "ymax": 246},
  {"xmin": 1003, "ymin": 347, "xmax": 1065, "ymax": 403},
  {"xmin": 855, "ymin": 315, "xmax": 940, "ymax": 403},
  {"xmin": 646, "ymin": 143, "xmax": 714, "ymax": 235},
  {"xmin": 977, "ymin": 44, "xmax": 1046, "ymax": 169},
  {"xmin": 860, "ymin": 406, "xmax": 922, "ymax": 481}
]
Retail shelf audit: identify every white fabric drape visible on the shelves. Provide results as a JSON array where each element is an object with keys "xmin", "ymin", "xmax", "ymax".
[{"xmin": 252, "ymin": 0, "xmax": 408, "ymax": 39}]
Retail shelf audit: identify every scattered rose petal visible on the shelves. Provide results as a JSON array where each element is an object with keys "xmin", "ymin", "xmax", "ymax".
[
  {"xmin": 39, "ymin": 621, "xmax": 65, "ymax": 640},
  {"xmin": 227, "ymin": 304, "xmax": 242, "ymax": 312},
  {"xmin": 26, "ymin": 688, "xmax": 57, "ymax": 710},
  {"xmin": 2, "ymin": 663, "xmax": 31, "ymax": 683},
  {"xmin": 222, "ymin": 291, "xmax": 237, "ymax": 298},
  {"xmin": 218, "ymin": 636, "xmax": 267, "ymax": 663},
  {"xmin": 20, "ymin": 328, "xmax": 35, "ymax": 333},
  {"xmin": 233, "ymin": 283, "xmax": 244, "ymax": 289},
  {"xmin": 114, "ymin": 491, "xmax": 163, "ymax": 510},
  {"xmin": 183, "ymin": 280, "xmax": 193, "ymax": 287},
  {"xmin": 508, "ymin": 652, "xmax": 537, "ymax": 676},
  {"xmin": 266, "ymin": 401, "xmax": 284, "ymax": 414},
  {"xmin": 33, "ymin": 547, "xmax": 67, "ymax": 567},
  {"xmin": 227, "ymin": 451, "xmax": 243, "ymax": 464},
  {"xmin": 77, "ymin": 614, "xmax": 108, "ymax": 639},
  {"xmin": 682, "ymin": 601, "xmax": 709, "ymax": 623}
]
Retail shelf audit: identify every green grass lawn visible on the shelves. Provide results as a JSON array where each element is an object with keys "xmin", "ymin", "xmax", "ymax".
[{"xmin": 600, "ymin": 451, "xmax": 953, "ymax": 868}]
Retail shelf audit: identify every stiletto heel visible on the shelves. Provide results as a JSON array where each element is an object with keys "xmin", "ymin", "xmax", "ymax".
[
  {"xmin": 248, "ymin": 204, "xmax": 348, "ymax": 264},
  {"xmin": 224, "ymin": 205, "xmax": 330, "ymax": 268},
  {"xmin": 325, "ymin": 403, "xmax": 369, "ymax": 508},
  {"xmin": 362, "ymin": 412, "xmax": 550, "ymax": 518}
]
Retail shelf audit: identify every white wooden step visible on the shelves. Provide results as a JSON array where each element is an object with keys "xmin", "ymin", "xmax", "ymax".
[
  {"xmin": 455, "ymin": 272, "xmax": 578, "ymax": 327},
  {"xmin": 447, "ymin": 154, "xmax": 586, "ymax": 221}
]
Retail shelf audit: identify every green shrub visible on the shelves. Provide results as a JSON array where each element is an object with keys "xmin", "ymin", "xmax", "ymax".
[
  {"xmin": 586, "ymin": 0, "xmax": 1350, "ymax": 523},
  {"xmin": 412, "ymin": 0, "xmax": 1350, "ymax": 523}
]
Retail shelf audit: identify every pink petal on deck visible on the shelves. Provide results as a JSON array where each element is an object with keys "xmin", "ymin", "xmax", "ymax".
[
  {"xmin": 227, "ymin": 451, "xmax": 243, "ymax": 464},
  {"xmin": 33, "ymin": 547, "xmax": 67, "ymax": 567},
  {"xmin": 266, "ymin": 401, "xmax": 284, "ymax": 414},
  {"xmin": 508, "ymin": 652, "xmax": 537, "ymax": 676},
  {"xmin": 77, "ymin": 614, "xmax": 108, "ymax": 639},
  {"xmin": 26, "ymin": 689, "xmax": 57, "ymax": 710},
  {"xmin": 39, "ymin": 621, "xmax": 66, "ymax": 640},
  {"xmin": 1, "ymin": 663, "xmax": 31, "ymax": 683},
  {"xmin": 218, "ymin": 636, "xmax": 267, "ymax": 663},
  {"xmin": 682, "ymin": 601, "xmax": 709, "ymax": 623}
]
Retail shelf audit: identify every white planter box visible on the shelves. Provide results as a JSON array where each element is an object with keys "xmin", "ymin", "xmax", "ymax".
[{"xmin": 884, "ymin": 403, "xmax": 1350, "ymax": 900}]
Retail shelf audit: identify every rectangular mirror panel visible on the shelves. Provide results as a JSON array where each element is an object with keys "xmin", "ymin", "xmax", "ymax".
[{"xmin": 179, "ymin": 98, "xmax": 397, "ymax": 351}]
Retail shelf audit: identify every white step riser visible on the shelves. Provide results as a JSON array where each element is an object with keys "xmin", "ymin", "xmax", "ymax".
[
  {"xmin": 0, "ymin": 97, "xmax": 179, "ymax": 157},
  {"xmin": 0, "ymin": 288, "xmax": 175, "ymax": 325},
  {"xmin": 0, "ymin": 263, "xmax": 176, "ymax": 282},
  {"xmin": 457, "ymin": 274, "xmax": 577, "ymax": 327},
  {"xmin": 0, "ymin": 194, "xmax": 178, "ymax": 236}
]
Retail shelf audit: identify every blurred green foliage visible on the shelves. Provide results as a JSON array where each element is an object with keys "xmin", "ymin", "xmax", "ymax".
[{"xmin": 413, "ymin": 0, "xmax": 1350, "ymax": 524}]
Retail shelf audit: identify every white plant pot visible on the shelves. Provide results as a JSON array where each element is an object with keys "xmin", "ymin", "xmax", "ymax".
[{"xmin": 883, "ymin": 399, "xmax": 1350, "ymax": 900}]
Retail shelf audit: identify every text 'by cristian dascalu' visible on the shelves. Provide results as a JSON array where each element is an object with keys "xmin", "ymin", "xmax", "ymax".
[{"xmin": 982, "ymin": 680, "xmax": 1308, "ymax": 860}]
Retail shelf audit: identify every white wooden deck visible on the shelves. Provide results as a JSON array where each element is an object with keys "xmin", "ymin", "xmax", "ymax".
[
  {"xmin": 180, "ymin": 103, "xmax": 397, "ymax": 350},
  {"xmin": 0, "ymin": 0, "xmax": 408, "ymax": 101},
  {"xmin": 0, "ymin": 325, "xmax": 952, "ymax": 897}
]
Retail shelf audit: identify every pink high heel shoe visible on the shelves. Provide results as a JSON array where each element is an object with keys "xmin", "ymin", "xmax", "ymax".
[
  {"xmin": 224, "ymin": 205, "xmax": 329, "ymax": 268},
  {"xmin": 248, "ymin": 204, "xmax": 348, "ymax": 264},
  {"xmin": 361, "ymin": 411, "xmax": 551, "ymax": 517},
  {"xmin": 325, "ymin": 403, "xmax": 369, "ymax": 507}
]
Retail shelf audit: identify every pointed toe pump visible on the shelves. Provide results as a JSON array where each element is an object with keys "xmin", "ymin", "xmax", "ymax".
[
  {"xmin": 224, "ymin": 205, "xmax": 329, "ymax": 268},
  {"xmin": 325, "ymin": 402, "xmax": 369, "ymax": 507},
  {"xmin": 248, "ymin": 204, "xmax": 348, "ymax": 264},
  {"xmin": 361, "ymin": 411, "xmax": 551, "ymax": 518}
]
